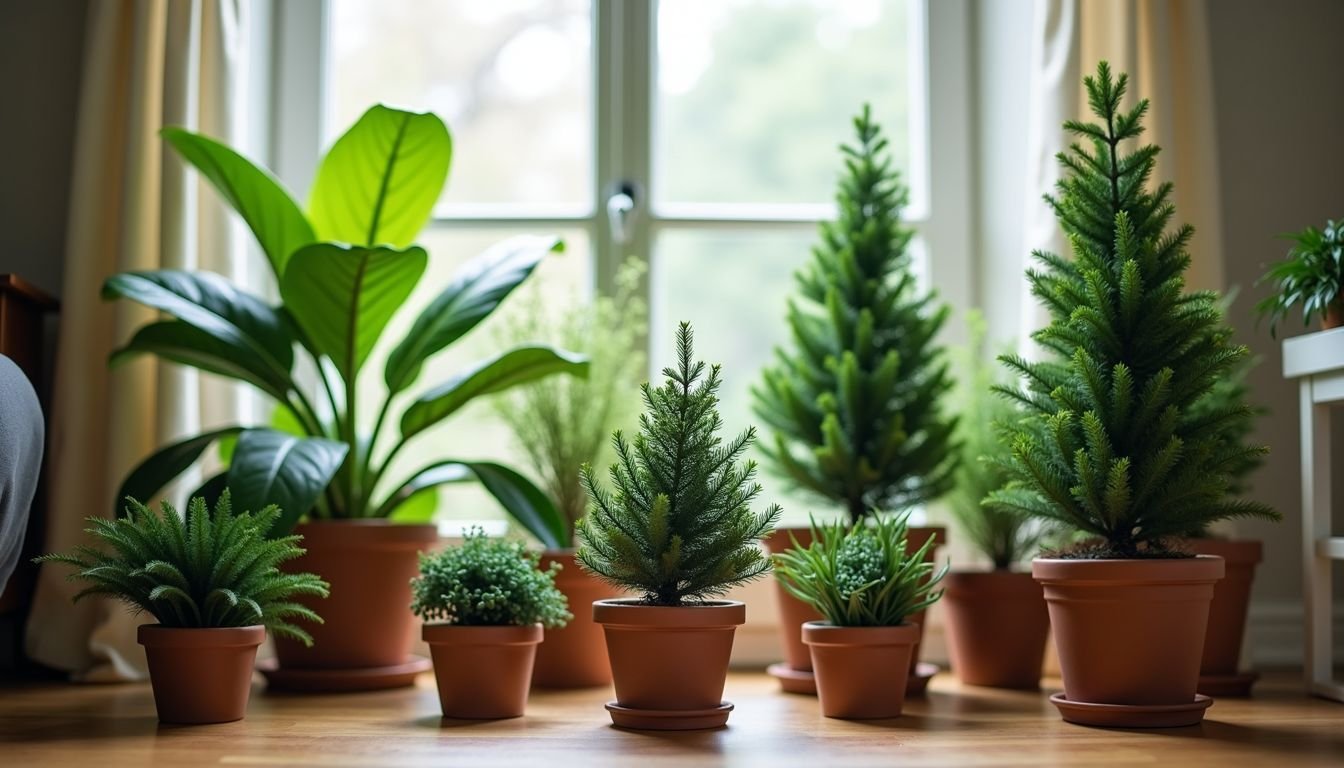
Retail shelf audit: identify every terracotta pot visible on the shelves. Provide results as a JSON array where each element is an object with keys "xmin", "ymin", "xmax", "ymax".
[
  {"xmin": 943, "ymin": 569, "xmax": 1049, "ymax": 689},
  {"xmin": 274, "ymin": 521, "xmax": 438, "ymax": 671},
  {"xmin": 1184, "ymin": 539, "xmax": 1262, "ymax": 676},
  {"xmin": 803, "ymin": 621, "xmax": 917, "ymax": 719},
  {"xmin": 138, "ymin": 624, "xmax": 264, "ymax": 724},
  {"xmin": 1323, "ymin": 298, "xmax": 1343, "ymax": 329},
  {"xmin": 902, "ymin": 526, "xmax": 945, "ymax": 675},
  {"xmin": 531, "ymin": 551, "xmax": 618, "ymax": 688},
  {"xmin": 423, "ymin": 623, "xmax": 541, "ymax": 719},
  {"xmin": 594, "ymin": 599, "xmax": 743, "ymax": 728},
  {"xmin": 1034, "ymin": 556, "xmax": 1224, "ymax": 707}
]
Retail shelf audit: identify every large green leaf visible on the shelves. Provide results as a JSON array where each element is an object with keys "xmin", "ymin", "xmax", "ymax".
[
  {"xmin": 384, "ymin": 235, "xmax": 563, "ymax": 394},
  {"xmin": 308, "ymin": 105, "xmax": 451, "ymax": 248},
  {"xmin": 162, "ymin": 127, "xmax": 314, "ymax": 276},
  {"xmin": 115, "ymin": 427, "xmax": 244, "ymax": 517},
  {"xmin": 400, "ymin": 346, "xmax": 589, "ymax": 441},
  {"xmin": 225, "ymin": 429, "xmax": 348, "ymax": 536},
  {"xmin": 110, "ymin": 320, "xmax": 291, "ymax": 400},
  {"xmin": 378, "ymin": 461, "xmax": 566, "ymax": 548},
  {"xmin": 280, "ymin": 243, "xmax": 427, "ymax": 376}
]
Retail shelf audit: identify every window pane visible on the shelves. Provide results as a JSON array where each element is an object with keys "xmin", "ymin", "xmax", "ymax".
[
  {"xmin": 326, "ymin": 1, "xmax": 594, "ymax": 209},
  {"xmin": 655, "ymin": 0, "xmax": 918, "ymax": 207}
]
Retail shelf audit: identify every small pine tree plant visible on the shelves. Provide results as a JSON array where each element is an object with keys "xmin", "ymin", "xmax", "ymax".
[
  {"xmin": 576, "ymin": 322, "xmax": 782, "ymax": 606},
  {"xmin": 986, "ymin": 62, "xmax": 1279, "ymax": 557},
  {"xmin": 36, "ymin": 491, "xmax": 329, "ymax": 644},
  {"xmin": 410, "ymin": 528, "xmax": 571, "ymax": 627},
  {"xmin": 753, "ymin": 104, "xmax": 958, "ymax": 523}
]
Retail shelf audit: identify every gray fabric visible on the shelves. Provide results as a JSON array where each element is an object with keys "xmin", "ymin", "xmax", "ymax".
[{"xmin": 0, "ymin": 354, "xmax": 43, "ymax": 594}]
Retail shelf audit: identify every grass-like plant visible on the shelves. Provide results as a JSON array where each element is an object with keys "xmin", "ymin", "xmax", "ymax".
[
  {"xmin": 410, "ymin": 528, "xmax": 571, "ymax": 627},
  {"xmin": 1256, "ymin": 218, "xmax": 1343, "ymax": 337},
  {"xmin": 35, "ymin": 491, "xmax": 328, "ymax": 644},
  {"xmin": 576, "ymin": 322, "xmax": 782, "ymax": 606},
  {"xmin": 772, "ymin": 512, "xmax": 947, "ymax": 627}
]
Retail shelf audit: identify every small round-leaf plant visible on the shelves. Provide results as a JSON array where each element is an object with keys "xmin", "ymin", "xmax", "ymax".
[
  {"xmin": 1255, "ymin": 217, "xmax": 1343, "ymax": 338},
  {"xmin": 772, "ymin": 512, "xmax": 947, "ymax": 627},
  {"xmin": 577, "ymin": 322, "xmax": 783, "ymax": 606},
  {"xmin": 985, "ymin": 61, "xmax": 1279, "ymax": 559},
  {"xmin": 410, "ymin": 528, "xmax": 571, "ymax": 628},
  {"xmin": 35, "ymin": 490, "xmax": 329, "ymax": 644}
]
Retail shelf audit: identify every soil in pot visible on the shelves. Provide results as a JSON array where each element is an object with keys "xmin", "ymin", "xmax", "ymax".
[
  {"xmin": 138, "ymin": 624, "xmax": 265, "ymax": 724},
  {"xmin": 942, "ymin": 569, "xmax": 1049, "ymax": 689},
  {"xmin": 803, "ymin": 621, "xmax": 918, "ymax": 719},
  {"xmin": 532, "ymin": 551, "xmax": 619, "ymax": 689},
  {"xmin": 1185, "ymin": 538, "xmax": 1263, "ymax": 696},
  {"xmin": 423, "ymin": 624, "xmax": 542, "ymax": 719},
  {"xmin": 1034, "ymin": 556, "xmax": 1224, "ymax": 727},
  {"xmin": 594, "ymin": 598, "xmax": 744, "ymax": 730}
]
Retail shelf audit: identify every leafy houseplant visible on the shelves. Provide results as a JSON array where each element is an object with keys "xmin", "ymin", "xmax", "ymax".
[
  {"xmin": 36, "ymin": 492, "xmax": 328, "ymax": 724},
  {"xmin": 412, "ymin": 529, "xmax": 570, "ymax": 719},
  {"xmin": 751, "ymin": 105, "xmax": 956, "ymax": 693},
  {"xmin": 578, "ymin": 322, "xmax": 780, "ymax": 730},
  {"xmin": 103, "ymin": 105, "xmax": 588, "ymax": 686},
  {"xmin": 1255, "ymin": 218, "xmax": 1344, "ymax": 336},
  {"xmin": 988, "ymin": 62, "xmax": 1279, "ymax": 727},
  {"xmin": 773, "ymin": 513, "xmax": 945, "ymax": 718}
]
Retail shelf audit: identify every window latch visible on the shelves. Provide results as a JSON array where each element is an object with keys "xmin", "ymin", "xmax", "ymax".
[{"xmin": 606, "ymin": 182, "xmax": 638, "ymax": 246}]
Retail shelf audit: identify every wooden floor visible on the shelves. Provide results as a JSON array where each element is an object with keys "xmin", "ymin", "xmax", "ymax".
[{"xmin": 2, "ymin": 670, "xmax": 1341, "ymax": 767}]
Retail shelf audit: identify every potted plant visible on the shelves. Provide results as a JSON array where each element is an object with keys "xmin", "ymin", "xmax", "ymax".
[
  {"xmin": 35, "ymin": 492, "xmax": 327, "ymax": 723},
  {"xmin": 101, "ymin": 105, "xmax": 587, "ymax": 690},
  {"xmin": 411, "ymin": 528, "xmax": 571, "ymax": 719},
  {"xmin": 491, "ymin": 260, "xmax": 646, "ymax": 688},
  {"xmin": 773, "ymin": 513, "xmax": 946, "ymax": 719},
  {"xmin": 577, "ymin": 323, "xmax": 781, "ymax": 730},
  {"xmin": 1255, "ymin": 217, "xmax": 1343, "ymax": 336},
  {"xmin": 752, "ymin": 105, "xmax": 958, "ymax": 695},
  {"xmin": 941, "ymin": 311, "xmax": 1049, "ymax": 689},
  {"xmin": 987, "ymin": 62, "xmax": 1279, "ymax": 728}
]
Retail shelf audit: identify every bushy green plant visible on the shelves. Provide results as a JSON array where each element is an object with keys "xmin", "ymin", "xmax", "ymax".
[
  {"xmin": 986, "ymin": 62, "xmax": 1278, "ymax": 558},
  {"xmin": 772, "ymin": 512, "xmax": 946, "ymax": 627},
  {"xmin": 35, "ymin": 491, "xmax": 328, "ymax": 644},
  {"xmin": 410, "ymin": 528, "xmax": 570, "ymax": 627},
  {"xmin": 491, "ymin": 260, "xmax": 647, "ymax": 546},
  {"xmin": 753, "ymin": 105, "xmax": 958, "ymax": 523},
  {"xmin": 577, "ymin": 322, "xmax": 782, "ymax": 606},
  {"xmin": 1256, "ymin": 218, "xmax": 1343, "ymax": 337},
  {"xmin": 103, "ymin": 105, "xmax": 586, "ymax": 544}
]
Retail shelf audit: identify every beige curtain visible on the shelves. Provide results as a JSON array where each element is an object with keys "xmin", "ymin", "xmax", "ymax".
[{"xmin": 26, "ymin": 0, "xmax": 257, "ymax": 681}]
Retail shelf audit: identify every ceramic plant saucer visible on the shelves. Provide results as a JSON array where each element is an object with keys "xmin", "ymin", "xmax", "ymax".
[
  {"xmin": 904, "ymin": 662, "xmax": 940, "ymax": 697},
  {"xmin": 1049, "ymin": 693, "xmax": 1213, "ymax": 728},
  {"xmin": 258, "ymin": 655, "xmax": 431, "ymax": 693},
  {"xmin": 767, "ymin": 663, "xmax": 817, "ymax": 695},
  {"xmin": 605, "ymin": 701, "xmax": 734, "ymax": 730},
  {"xmin": 1197, "ymin": 670, "xmax": 1259, "ymax": 697}
]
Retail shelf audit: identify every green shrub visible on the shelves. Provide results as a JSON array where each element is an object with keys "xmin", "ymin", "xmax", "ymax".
[
  {"xmin": 410, "ymin": 528, "xmax": 571, "ymax": 627},
  {"xmin": 1256, "ymin": 218, "xmax": 1343, "ymax": 337}
]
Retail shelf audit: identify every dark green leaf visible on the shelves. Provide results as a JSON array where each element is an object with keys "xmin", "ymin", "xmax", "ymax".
[
  {"xmin": 381, "ymin": 461, "xmax": 564, "ymax": 548},
  {"xmin": 225, "ymin": 429, "xmax": 348, "ymax": 536},
  {"xmin": 116, "ymin": 427, "xmax": 244, "ymax": 517}
]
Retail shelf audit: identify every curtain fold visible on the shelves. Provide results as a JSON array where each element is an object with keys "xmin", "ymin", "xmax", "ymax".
[{"xmin": 26, "ymin": 0, "xmax": 255, "ymax": 682}]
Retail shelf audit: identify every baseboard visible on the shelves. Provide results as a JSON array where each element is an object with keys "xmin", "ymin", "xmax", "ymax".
[{"xmin": 1246, "ymin": 600, "xmax": 1344, "ymax": 667}]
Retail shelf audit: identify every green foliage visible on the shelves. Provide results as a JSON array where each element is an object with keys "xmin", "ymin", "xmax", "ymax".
[
  {"xmin": 772, "ymin": 512, "xmax": 946, "ymax": 627},
  {"xmin": 577, "ymin": 323, "xmax": 782, "ymax": 606},
  {"xmin": 492, "ymin": 260, "xmax": 648, "ymax": 546},
  {"xmin": 104, "ymin": 105, "xmax": 587, "ymax": 544},
  {"xmin": 35, "ymin": 491, "xmax": 328, "ymax": 644},
  {"xmin": 753, "ymin": 105, "xmax": 958, "ymax": 523},
  {"xmin": 1255, "ymin": 218, "xmax": 1343, "ymax": 337},
  {"xmin": 948, "ymin": 312, "xmax": 1042, "ymax": 568},
  {"xmin": 986, "ymin": 62, "xmax": 1278, "ymax": 557},
  {"xmin": 410, "ymin": 528, "xmax": 571, "ymax": 628}
]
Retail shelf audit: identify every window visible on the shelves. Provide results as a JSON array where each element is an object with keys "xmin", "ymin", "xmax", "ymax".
[{"xmin": 271, "ymin": 0, "xmax": 971, "ymax": 526}]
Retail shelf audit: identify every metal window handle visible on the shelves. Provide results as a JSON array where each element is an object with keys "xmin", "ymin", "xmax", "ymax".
[{"xmin": 607, "ymin": 182, "xmax": 637, "ymax": 245}]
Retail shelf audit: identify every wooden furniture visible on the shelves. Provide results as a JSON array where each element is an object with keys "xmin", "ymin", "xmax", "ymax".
[{"xmin": 1282, "ymin": 326, "xmax": 1344, "ymax": 702}]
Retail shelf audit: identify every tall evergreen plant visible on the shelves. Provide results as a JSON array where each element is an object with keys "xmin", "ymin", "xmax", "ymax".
[
  {"xmin": 753, "ymin": 106, "xmax": 957, "ymax": 523},
  {"xmin": 986, "ymin": 62, "xmax": 1278, "ymax": 557}
]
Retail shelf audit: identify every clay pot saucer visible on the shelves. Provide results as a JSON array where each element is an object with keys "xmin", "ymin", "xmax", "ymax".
[
  {"xmin": 1049, "ymin": 693, "xmax": 1212, "ymax": 728},
  {"xmin": 766, "ymin": 663, "xmax": 817, "ymax": 694},
  {"xmin": 258, "ymin": 656, "xmax": 430, "ymax": 692},
  {"xmin": 605, "ymin": 701, "xmax": 733, "ymax": 730},
  {"xmin": 1198, "ymin": 670, "xmax": 1259, "ymax": 697},
  {"xmin": 905, "ymin": 662, "xmax": 940, "ymax": 696}
]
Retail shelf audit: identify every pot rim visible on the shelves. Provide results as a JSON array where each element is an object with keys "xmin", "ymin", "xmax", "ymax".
[
  {"xmin": 801, "ymin": 620, "xmax": 920, "ymax": 648},
  {"xmin": 137, "ymin": 623, "xmax": 266, "ymax": 648},
  {"xmin": 592, "ymin": 598, "xmax": 745, "ymax": 628},
  {"xmin": 1032, "ymin": 554, "xmax": 1225, "ymax": 584},
  {"xmin": 292, "ymin": 519, "xmax": 439, "ymax": 549},
  {"xmin": 422, "ymin": 622, "xmax": 543, "ymax": 646}
]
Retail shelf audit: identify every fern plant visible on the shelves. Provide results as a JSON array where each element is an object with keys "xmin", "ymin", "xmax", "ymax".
[
  {"xmin": 576, "ymin": 322, "xmax": 782, "ymax": 606},
  {"xmin": 772, "ymin": 512, "xmax": 947, "ymax": 627},
  {"xmin": 36, "ymin": 491, "xmax": 328, "ymax": 644},
  {"xmin": 1255, "ymin": 218, "xmax": 1343, "ymax": 337},
  {"xmin": 410, "ymin": 528, "xmax": 571, "ymax": 627},
  {"xmin": 986, "ymin": 62, "xmax": 1279, "ymax": 558}
]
